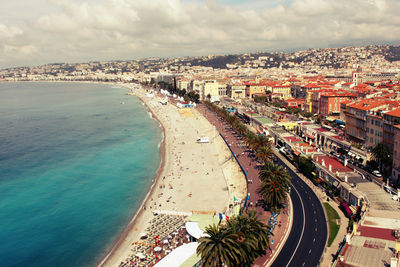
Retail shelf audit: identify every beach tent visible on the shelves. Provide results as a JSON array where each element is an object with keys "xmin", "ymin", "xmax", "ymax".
[
  {"xmin": 154, "ymin": 242, "xmax": 198, "ymax": 267},
  {"xmin": 185, "ymin": 222, "xmax": 204, "ymax": 239}
]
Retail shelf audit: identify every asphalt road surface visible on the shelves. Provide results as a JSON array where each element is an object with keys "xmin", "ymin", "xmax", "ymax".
[{"xmin": 271, "ymin": 156, "xmax": 327, "ymax": 267}]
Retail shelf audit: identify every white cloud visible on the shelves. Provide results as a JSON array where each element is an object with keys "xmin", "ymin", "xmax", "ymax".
[
  {"xmin": 0, "ymin": 24, "xmax": 23, "ymax": 39},
  {"xmin": 0, "ymin": 0, "xmax": 400, "ymax": 68},
  {"xmin": 4, "ymin": 44, "xmax": 38, "ymax": 55}
]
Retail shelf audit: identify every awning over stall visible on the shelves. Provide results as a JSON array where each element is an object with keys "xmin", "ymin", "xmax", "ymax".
[{"xmin": 185, "ymin": 222, "xmax": 204, "ymax": 239}]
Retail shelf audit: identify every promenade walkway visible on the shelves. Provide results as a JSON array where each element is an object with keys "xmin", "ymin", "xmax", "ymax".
[{"xmin": 197, "ymin": 104, "xmax": 292, "ymax": 266}]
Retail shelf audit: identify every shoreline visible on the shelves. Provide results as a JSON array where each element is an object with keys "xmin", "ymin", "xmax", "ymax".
[
  {"xmin": 97, "ymin": 91, "xmax": 167, "ymax": 267},
  {"xmin": 1, "ymin": 81, "xmax": 247, "ymax": 266},
  {"xmin": 99, "ymin": 84, "xmax": 247, "ymax": 266}
]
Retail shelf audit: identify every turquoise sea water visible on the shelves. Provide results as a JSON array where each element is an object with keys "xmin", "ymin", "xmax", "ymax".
[{"xmin": 0, "ymin": 82, "xmax": 162, "ymax": 267}]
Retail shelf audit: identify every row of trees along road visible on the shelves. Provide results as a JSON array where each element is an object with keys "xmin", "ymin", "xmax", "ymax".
[{"xmin": 197, "ymin": 102, "xmax": 292, "ymax": 266}]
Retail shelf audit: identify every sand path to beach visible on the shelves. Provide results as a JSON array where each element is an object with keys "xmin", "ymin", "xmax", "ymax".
[{"xmin": 100, "ymin": 85, "xmax": 246, "ymax": 267}]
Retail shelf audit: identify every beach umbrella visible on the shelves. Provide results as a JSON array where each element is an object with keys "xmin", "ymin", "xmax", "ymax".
[{"xmin": 135, "ymin": 252, "xmax": 145, "ymax": 259}]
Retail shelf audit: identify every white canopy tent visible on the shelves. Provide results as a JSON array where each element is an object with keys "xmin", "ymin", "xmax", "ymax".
[
  {"xmin": 154, "ymin": 242, "xmax": 198, "ymax": 267},
  {"xmin": 185, "ymin": 222, "xmax": 204, "ymax": 239}
]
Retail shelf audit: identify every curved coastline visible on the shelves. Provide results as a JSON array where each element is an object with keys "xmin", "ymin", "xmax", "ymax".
[
  {"xmin": 99, "ymin": 84, "xmax": 247, "ymax": 266},
  {"xmin": 0, "ymin": 81, "xmax": 247, "ymax": 266},
  {"xmin": 97, "ymin": 91, "xmax": 166, "ymax": 266}
]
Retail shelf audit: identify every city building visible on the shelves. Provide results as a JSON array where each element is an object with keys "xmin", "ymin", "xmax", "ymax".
[
  {"xmin": 383, "ymin": 107, "xmax": 400, "ymax": 154},
  {"xmin": 392, "ymin": 125, "xmax": 400, "ymax": 186}
]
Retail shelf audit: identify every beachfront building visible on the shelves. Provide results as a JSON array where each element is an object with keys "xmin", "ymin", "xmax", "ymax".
[
  {"xmin": 227, "ymin": 82, "xmax": 246, "ymax": 99},
  {"xmin": 383, "ymin": 107, "xmax": 400, "ymax": 154},
  {"xmin": 365, "ymin": 112, "xmax": 384, "ymax": 149},
  {"xmin": 190, "ymin": 79, "xmax": 203, "ymax": 97},
  {"xmin": 217, "ymin": 80, "xmax": 227, "ymax": 97},
  {"xmin": 392, "ymin": 125, "xmax": 400, "ymax": 186},
  {"xmin": 245, "ymin": 81, "xmax": 267, "ymax": 98},
  {"xmin": 199, "ymin": 79, "xmax": 222, "ymax": 101},
  {"xmin": 344, "ymin": 100, "xmax": 387, "ymax": 145},
  {"xmin": 177, "ymin": 78, "xmax": 190, "ymax": 91}
]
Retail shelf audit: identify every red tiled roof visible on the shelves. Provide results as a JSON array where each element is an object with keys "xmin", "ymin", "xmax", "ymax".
[
  {"xmin": 284, "ymin": 136, "xmax": 303, "ymax": 142},
  {"xmin": 358, "ymin": 226, "xmax": 396, "ymax": 241},
  {"xmin": 315, "ymin": 155, "xmax": 352, "ymax": 173},
  {"xmin": 316, "ymin": 127, "xmax": 330, "ymax": 132},
  {"xmin": 385, "ymin": 107, "xmax": 400, "ymax": 118}
]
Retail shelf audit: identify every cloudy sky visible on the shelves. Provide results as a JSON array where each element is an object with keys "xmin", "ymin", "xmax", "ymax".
[{"xmin": 1, "ymin": 0, "xmax": 400, "ymax": 68}]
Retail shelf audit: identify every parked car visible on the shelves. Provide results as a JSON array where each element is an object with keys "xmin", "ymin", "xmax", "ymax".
[{"xmin": 372, "ymin": 170, "xmax": 382, "ymax": 177}]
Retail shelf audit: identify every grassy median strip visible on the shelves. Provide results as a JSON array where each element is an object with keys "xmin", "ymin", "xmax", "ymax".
[{"xmin": 323, "ymin": 202, "xmax": 340, "ymax": 247}]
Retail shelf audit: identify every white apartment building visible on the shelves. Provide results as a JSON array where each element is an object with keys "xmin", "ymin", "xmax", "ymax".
[
  {"xmin": 177, "ymin": 79, "xmax": 190, "ymax": 91},
  {"xmin": 203, "ymin": 80, "xmax": 220, "ymax": 100}
]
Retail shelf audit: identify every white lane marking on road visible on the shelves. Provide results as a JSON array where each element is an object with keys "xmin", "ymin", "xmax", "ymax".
[
  {"xmin": 309, "ymin": 249, "xmax": 312, "ymax": 254},
  {"xmin": 286, "ymin": 183, "xmax": 306, "ymax": 267},
  {"xmin": 302, "ymin": 262, "xmax": 306, "ymax": 266},
  {"xmin": 314, "ymin": 210, "xmax": 316, "ymax": 214},
  {"xmin": 309, "ymin": 196, "xmax": 311, "ymax": 200},
  {"xmin": 313, "ymin": 238, "xmax": 315, "ymax": 243},
  {"xmin": 311, "ymin": 203, "xmax": 314, "ymax": 206},
  {"xmin": 315, "ymin": 219, "xmax": 317, "ymax": 223},
  {"xmin": 315, "ymin": 228, "xmax": 317, "ymax": 232}
]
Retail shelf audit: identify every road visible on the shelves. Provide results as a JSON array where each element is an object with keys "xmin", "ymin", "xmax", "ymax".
[
  {"xmin": 271, "ymin": 155, "xmax": 328, "ymax": 267},
  {"xmin": 197, "ymin": 103, "xmax": 327, "ymax": 266}
]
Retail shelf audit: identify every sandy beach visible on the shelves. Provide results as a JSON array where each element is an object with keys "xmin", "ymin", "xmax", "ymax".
[{"xmin": 99, "ymin": 84, "xmax": 246, "ymax": 266}]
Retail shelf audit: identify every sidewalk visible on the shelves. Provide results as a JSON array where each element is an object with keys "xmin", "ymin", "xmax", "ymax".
[
  {"xmin": 197, "ymin": 104, "xmax": 293, "ymax": 266},
  {"xmin": 319, "ymin": 201, "xmax": 348, "ymax": 267}
]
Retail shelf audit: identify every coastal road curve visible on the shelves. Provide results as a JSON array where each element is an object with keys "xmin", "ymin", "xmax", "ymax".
[{"xmin": 271, "ymin": 156, "xmax": 327, "ymax": 267}]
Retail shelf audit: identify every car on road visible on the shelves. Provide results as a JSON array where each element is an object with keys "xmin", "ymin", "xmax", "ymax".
[
  {"xmin": 372, "ymin": 170, "xmax": 382, "ymax": 177},
  {"xmin": 362, "ymin": 165, "xmax": 372, "ymax": 172}
]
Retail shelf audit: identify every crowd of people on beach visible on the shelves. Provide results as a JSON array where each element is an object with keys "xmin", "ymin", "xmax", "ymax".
[{"xmin": 119, "ymin": 214, "xmax": 189, "ymax": 267}]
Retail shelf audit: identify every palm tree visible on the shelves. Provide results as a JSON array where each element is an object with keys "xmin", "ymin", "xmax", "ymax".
[
  {"xmin": 258, "ymin": 162, "xmax": 291, "ymax": 211},
  {"xmin": 255, "ymin": 144, "xmax": 274, "ymax": 163},
  {"xmin": 259, "ymin": 162, "xmax": 291, "ymax": 189},
  {"xmin": 254, "ymin": 135, "xmax": 269, "ymax": 151},
  {"xmin": 197, "ymin": 224, "xmax": 242, "ymax": 267},
  {"xmin": 244, "ymin": 132, "xmax": 258, "ymax": 151},
  {"xmin": 198, "ymin": 213, "xmax": 271, "ymax": 267},
  {"xmin": 226, "ymin": 210, "xmax": 271, "ymax": 263},
  {"xmin": 258, "ymin": 179, "xmax": 287, "ymax": 212}
]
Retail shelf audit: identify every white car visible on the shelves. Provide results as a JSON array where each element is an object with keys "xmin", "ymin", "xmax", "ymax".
[{"xmin": 372, "ymin": 170, "xmax": 382, "ymax": 177}]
